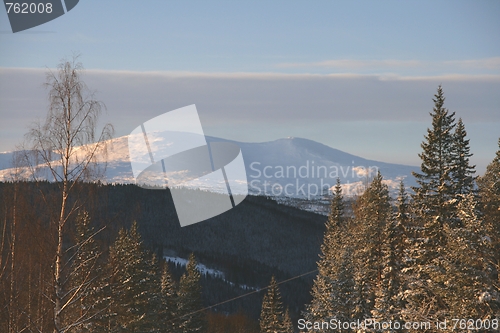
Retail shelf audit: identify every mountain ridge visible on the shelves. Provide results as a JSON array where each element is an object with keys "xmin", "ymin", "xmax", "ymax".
[{"xmin": 0, "ymin": 134, "xmax": 418, "ymax": 197}]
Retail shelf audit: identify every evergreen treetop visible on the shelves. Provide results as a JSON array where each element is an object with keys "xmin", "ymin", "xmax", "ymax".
[
  {"xmin": 177, "ymin": 253, "xmax": 206, "ymax": 333},
  {"xmin": 451, "ymin": 118, "xmax": 476, "ymax": 196},
  {"xmin": 282, "ymin": 308, "xmax": 294, "ymax": 333},
  {"xmin": 260, "ymin": 276, "xmax": 287, "ymax": 333},
  {"xmin": 412, "ymin": 85, "xmax": 457, "ymax": 223},
  {"xmin": 107, "ymin": 221, "xmax": 160, "ymax": 332},
  {"xmin": 304, "ymin": 178, "xmax": 347, "ymax": 325},
  {"xmin": 330, "ymin": 178, "xmax": 345, "ymax": 228}
]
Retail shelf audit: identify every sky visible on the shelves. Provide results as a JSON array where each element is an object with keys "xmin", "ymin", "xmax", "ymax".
[{"xmin": 0, "ymin": 0, "xmax": 499, "ymax": 172}]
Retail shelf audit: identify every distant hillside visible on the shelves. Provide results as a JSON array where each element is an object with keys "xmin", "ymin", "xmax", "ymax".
[{"xmin": 0, "ymin": 135, "xmax": 418, "ymax": 197}]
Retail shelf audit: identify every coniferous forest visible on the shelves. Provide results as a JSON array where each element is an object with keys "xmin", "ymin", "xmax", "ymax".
[
  {"xmin": 302, "ymin": 87, "xmax": 500, "ymax": 332},
  {"xmin": 1, "ymin": 61, "xmax": 499, "ymax": 333}
]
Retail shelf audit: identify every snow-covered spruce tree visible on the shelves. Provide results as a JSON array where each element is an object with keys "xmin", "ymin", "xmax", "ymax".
[
  {"xmin": 444, "ymin": 193, "xmax": 498, "ymax": 318},
  {"xmin": 330, "ymin": 178, "xmax": 345, "ymax": 228},
  {"xmin": 64, "ymin": 211, "xmax": 104, "ymax": 332},
  {"xmin": 304, "ymin": 179, "xmax": 347, "ymax": 326},
  {"xmin": 396, "ymin": 181, "xmax": 410, "ymax": 231},
  {"xmin": 260, "ymin": 276, "xmax": 287, "ymax": 333},
  {"xmin": 283, "ymin": 308, "xmax": 294, "ymax": 333},
  {"xmin": 352, "ymin": 171, "xmax": 392, "ymax": 320},
  {"xmin": 396, "ymin": 181, "xmax": 414, "ymax": 312},
  {"xmin": 160, "ymin": 261, "xmax": 178, "ymax": 333},
  {"xmin": 148, "ymin": 253, "xmax": 163, "ymax": 333},
  {"xmin": 477, "ymin": 138, "xmax": 500, "ymax": 299},
  {"xmin": 176, "ymin": 253, "xmax": 206, "ymax": 333},
  {"xmin": 372, "ymin": 193, "xmax": 405, "ymax": 331},
  {"xmin": 412, "ymin": 85, "xmax": 456, "ymax": 225},
  {"xmin": 394, "ymin": 181, "xmax": 413, "ymax": 318},
  {"xmin": 404, "ymin": 86, "xmax": 457, "ymax": 326},
  {"xmin": 450, "ymin": 118, "xmax": 476, "ymax": 198},
  {"xmin": 333, "ymin": 247, "xmax": 356, "ymax": 326},
  {"xmin": 107, "ymin": 221, "xmax": 161, "ymax": 332}
]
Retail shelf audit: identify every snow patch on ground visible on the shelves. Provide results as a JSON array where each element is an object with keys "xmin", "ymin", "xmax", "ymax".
[
  {"xmin": 164, "ymin": 256, "xmax": 256, "ymax": 291},
  {"xmin": 164, "ymin": 256, "xmax": 224, "ymax": 279}
]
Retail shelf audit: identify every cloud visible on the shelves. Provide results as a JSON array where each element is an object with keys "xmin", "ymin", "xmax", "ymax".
[
  {"xmin": 2, "ymin": 68, "xmax": 499, "ymax": 127},
  {"xmin": 277, "ymin": 57, "xmax": 500, "ymax": 73},
  {"xmin": 2, "ymin": 68, "xmax": 499, "ymax": 124},
  {"xmin": 1, "ymin": 68, "xmax": 498, "ymax": 171},
  {"xmin": 279, "ymin": 59, "xmax": 423, "ymax": 69},
  {"xmin": 444, "ymin": 57, "xmax": 500, "ymax": 70}
]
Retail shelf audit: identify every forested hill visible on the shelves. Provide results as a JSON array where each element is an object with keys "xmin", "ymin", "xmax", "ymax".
[
  {"xmin": 43, "ymin": 182, "xmax": 327, "ymax": 276},
  {"xmin": 0, "ymin": 181, "xmax": 328, "ymax": 318}
]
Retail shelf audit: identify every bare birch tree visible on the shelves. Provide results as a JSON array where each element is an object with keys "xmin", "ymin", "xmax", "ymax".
[{"xmin": 21, "ymin": 55, "xmax": 114, "ymax": 333}]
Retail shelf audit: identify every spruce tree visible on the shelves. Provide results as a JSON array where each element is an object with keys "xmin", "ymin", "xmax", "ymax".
[
  {"xmin": 333, "ymin": 247, "xmax": 356, "ymax": 325},
  {"xmin": 176, "ymin": 253, "xmax": 206, "ymax": 333},
  {"xmin": 352, "ymin": 171, "xmax": 391, "ymax": 319},
  {"xmin": 478, "ymin": 138, "xmax": 500, "ymax": 225},
  {"xmin": 304, "ymin": 179, "xmax": 346, "ymax": 324},
  {"xmin": 260, "ymin": 276, "xmax": 286, "ymax": 333},
  {"xmin": 282, "ymin": 308, "xmax": 294, "ymax": 333},
  {"xmin": 160, "ymin": 261, "xmax": 178, "ymax": 333},
  {"xmin": 404, "ymin": 86, "xmax": 461, "ymax": 325},
  {"xmin": 396, "ymin": 181, "xmax": 410, "ymax": 230},
  {"xmin": 65, "ymin": 211, "xmax": 103, "ymax": 333},
  {"xmin": 445, "ymin": 193, "xmax": 498, "ymax": 318},
  {"xmin": 330, "ymin": 178, "xmax": 345, "ymax": 228},
  {"xmin": 394, "ymin": 181, "xmax": 412, "ymax": 322},
  {"xmin": 147, "ymin": 254, "xmax": 163, "ymax": 333},
  {"xmin": 107, "ymin": 221, "xmax": 160, "ymax": 332},
  {"xmin": 412, "ymin": 85, "xmax": 456, "ymax": 225},
  {"xmin": 451, "ymin": 118, "xmax": 476, "ymax": 197},
  {"xmin": 372, "ymin": 199, "xmax": 405, "ymax": 328},
  {"xmin": 477, "ymin": 138, "xmax": 500, "ymax": 315}
]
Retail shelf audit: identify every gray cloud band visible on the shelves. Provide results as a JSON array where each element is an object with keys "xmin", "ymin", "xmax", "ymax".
[{"xmin": 128, "ymin": 105, "xmax": 248, "ymax": 227}]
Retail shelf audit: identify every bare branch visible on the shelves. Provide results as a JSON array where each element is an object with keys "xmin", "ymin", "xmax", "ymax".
[{"xmin": 20, "ymin": 55, "xmax": 114, "ymax": 333}]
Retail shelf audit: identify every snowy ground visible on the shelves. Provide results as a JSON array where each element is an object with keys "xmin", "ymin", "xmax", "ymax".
[{"xmin": 164, "ymin": 256, "xmax": 256, "ymax": 291}]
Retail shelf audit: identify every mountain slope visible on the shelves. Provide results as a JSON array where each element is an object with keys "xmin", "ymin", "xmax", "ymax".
[{"xmin": 0, "ymin": 134, "xmax": 417, "ymax": 196}]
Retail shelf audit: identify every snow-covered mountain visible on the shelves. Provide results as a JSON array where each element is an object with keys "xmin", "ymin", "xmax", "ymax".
[
  {"xmin": 221, "ymin": 136, "xmax": 417, "ymax": 197},
  {"xmin": 0, "ymin": 134, "xmax": 418, "ymax": 198}
]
